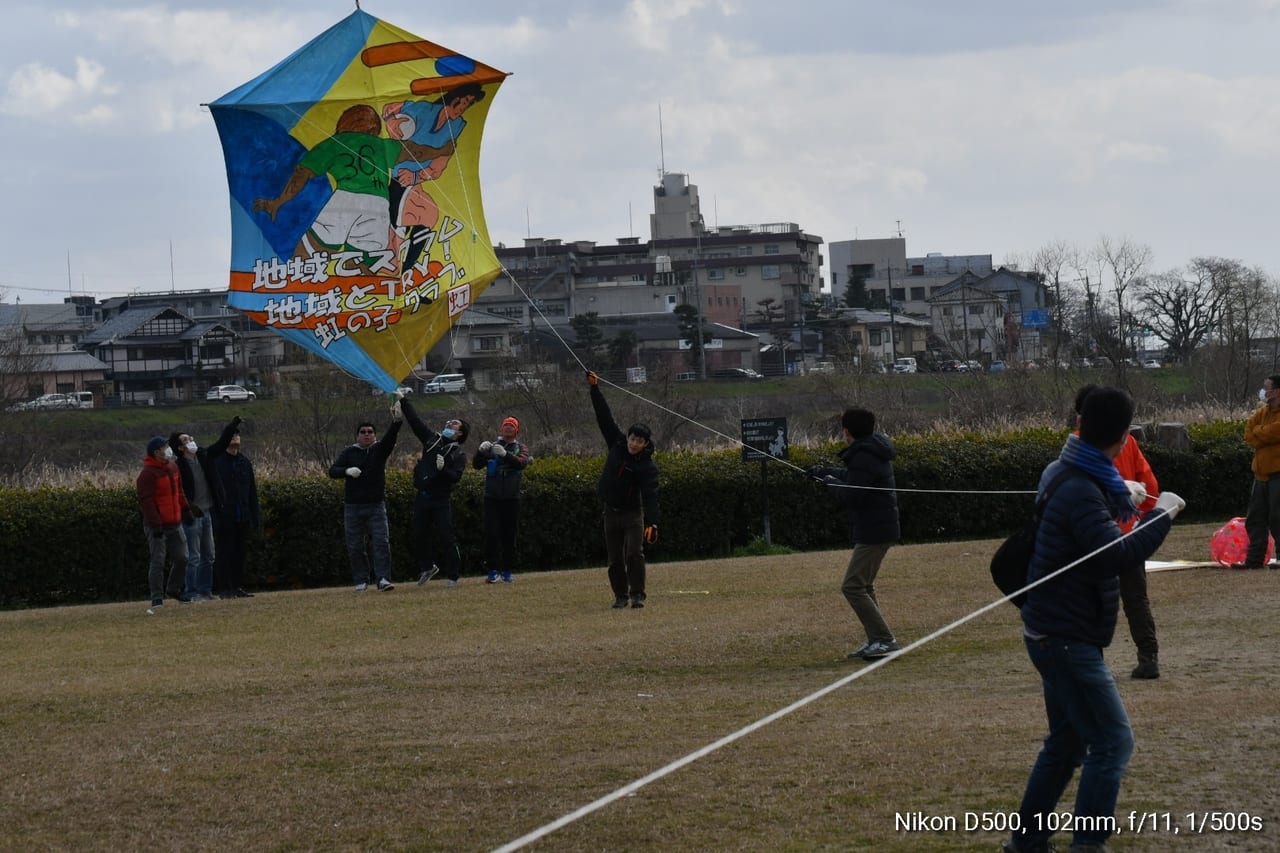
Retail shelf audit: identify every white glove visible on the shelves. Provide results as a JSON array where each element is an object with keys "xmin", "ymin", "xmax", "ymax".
[
  {"xmin": 1124, "ymin": 480, "xmax": 1148, "ymax": 507},
  {"xmin": 435, "ymin": 455, "xmax": 445, "ymax": 471},
  {"xmin": 823, "ymin": 474, "xmax": 840, "ymax": 486},
  {"xmin": 478, "ymin": 441, "xmax": 492, "ymax": 453},
  {"xmin": 390, "ymin": 402, "xmax": 403, "ymax": 422},
  {"xmin": 345, "ymin": 467, "xmax": 362, "ymax": 478},
  {"xmin": 492, "ymin": 443, "xmax": 507, "ymax": 458},
  {"xmin": 394, "ymin": 388, "xmax": 408, "ymax": 400},
  {"xmin": 1153, "ymin": 491, "xmax": 1185, "ymax": 519}
]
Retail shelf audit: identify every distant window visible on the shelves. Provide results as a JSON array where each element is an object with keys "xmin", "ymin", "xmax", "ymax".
[
  {"xmin": 475, "ymin": 336, "xmax": 503, "ymax": 352},
  {"xmin": 968, "ymin": 304, "xmax": 984, "ymax": 315},
  {"xmin": 971, "ymin": 330, "xmax": 985, "ymax": 342},
  {"xmin": 942, "ymin": 306, "xmax": 953, "ymax": 316},
  {"xmin": 707, "ymin": 269, "xmax": 725, "ymax": 280},
  {"xmin": 738, "ymin": 246, "xmax": 752, "ymax": 256},
  {"xmin": 734, "ymin": 267, "xmax": 747, "ymax": 277},
  {"xmin": 892, "ymin": 288, "xmax": 905, "ymax": 301},
  {"xmin": 910, "ymin": 287, "xmax": 925, "ymax": 301},
  {"xmin": 869, "ymin": 330, "xmax": 882, "ymax": 346},
  {"xmin": 764, "ymin": 244, "xmax": 780, "ymax": 255},
  {"xmin": 762, "ymin": 265, "xmax": 780, "ymax": 280},
  {"xmin": 912, "ymin": 264, "xmax": 924, "ymax": 275},
  {"xmin": 850, "ymin": 263, "xmax": 875, "ymax": 279}
]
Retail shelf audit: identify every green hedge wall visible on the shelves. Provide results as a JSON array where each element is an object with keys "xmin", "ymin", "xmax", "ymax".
[{"xmin": 0, "ymin": 424, "xmax": 1252, "ymax": 608}]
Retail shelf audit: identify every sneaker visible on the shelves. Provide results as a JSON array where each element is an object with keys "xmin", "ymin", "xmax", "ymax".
[
  {"xmin": 860, "ymin": 640, "xmax": 900, "ymax": 660},
  {"xmin": 151, "ymin": 597, "xmax": 164, "ymax": 608},
  {"xmin": 486, "ymin": 570, "xmax": 499, "ymax": 584},
  {"xmin": 355, "ymin": 583, "xmax": 368, "ymax": 592},
  {"xmin": 847, "ymin": 641, "xmax": 872, "ymax": 660},
  {"xmin": 611, "ymin": 596, "xmax": 629, "ymax": 609},
  {"xmin": 167, "ymin": 592, "xmax": 191, "ymax": 603},
  {"xmin": 234, "ymin": 588, "xmax": 254, "ymax": 598},
  {"xmin": 417, "ymin": 566, "xmax": 439, "ymax": 585},
  {"xmin": 630, "ymin": 594, "xmax": 645, "ymax": 609},
  {"xmin": 219, "ymin": 592, "xmax": 237, "ymax": 600},
  {"xmin": 377, "ymin": 578, "xmax": 395, "ymax": 592},
  {"xmin": 446, "ymin": 579, "xmax": 459, "ymax": 588},
  {"xmin": 501, "ymin": 571, "xmax": 513, "ymax": 583}
]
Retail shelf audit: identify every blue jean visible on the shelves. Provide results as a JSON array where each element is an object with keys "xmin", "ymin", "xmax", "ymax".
[
  {"xmin": 345, "ymin": 502, "xmax": 392, "ymax": 584},
  {"xmin": 1012, "ymin": 636, "xmax": 1133, "ymax": 849},
  {"xmin": 182, "ymin": 512, "xmax": 215, "ymax": 597}
]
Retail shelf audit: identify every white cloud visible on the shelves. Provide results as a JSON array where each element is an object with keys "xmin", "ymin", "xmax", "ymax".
[
  {"xmin": 1104, "ymin": 141, "xmax": 1172, "ymax": 164},
  {"xmin": 1, "ymin": 57, "xmax": 111, "ymax": 117}
]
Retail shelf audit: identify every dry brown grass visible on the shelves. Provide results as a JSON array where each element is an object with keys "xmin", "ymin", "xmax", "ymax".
[{"xmin": 1, "ymin": 522, "xmax": 1276, "ymax": 852}]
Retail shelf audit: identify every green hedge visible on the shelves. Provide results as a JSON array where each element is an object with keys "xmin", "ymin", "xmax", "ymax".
[{"xmin": 0, "ymin": 424, "xmax": 1252, "ymax": 608}]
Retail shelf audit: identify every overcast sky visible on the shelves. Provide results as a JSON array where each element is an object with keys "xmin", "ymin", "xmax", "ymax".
[{"xmin": 3, "ymin": 0, "xmax": 1279, "ymax": 302}]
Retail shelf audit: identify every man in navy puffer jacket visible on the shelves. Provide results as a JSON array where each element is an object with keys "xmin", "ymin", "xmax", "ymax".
[{"xmin": 1006, "ymin": 386, "xmax": 1185, "ymax": 853}]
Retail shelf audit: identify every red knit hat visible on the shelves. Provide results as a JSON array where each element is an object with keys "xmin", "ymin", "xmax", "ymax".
[{"xmin": 501, "ymin": 416, "xmax": 520, "ymax": 435}]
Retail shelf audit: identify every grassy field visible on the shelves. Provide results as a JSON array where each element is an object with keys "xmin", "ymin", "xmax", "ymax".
[{"xmin": 2, "ymin": 522, "xmax": 1277, "ymax": 852}]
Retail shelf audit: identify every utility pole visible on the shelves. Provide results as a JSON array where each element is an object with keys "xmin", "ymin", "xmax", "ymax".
[{"xmin": 886, "ymin": 263, "xmax": 896, "ymax": 365}]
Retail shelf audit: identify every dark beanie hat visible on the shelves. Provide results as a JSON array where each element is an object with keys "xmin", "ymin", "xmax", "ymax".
[{"xmin": 146, "ymin": 436, "xmax": 167, "ymax": 455}]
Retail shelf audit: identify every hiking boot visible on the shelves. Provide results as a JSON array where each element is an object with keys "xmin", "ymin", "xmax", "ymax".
[
  {"xmin": 501, "ymin": 571, "xmax": 513, "ymax": 583},
  {"xmin": 486, "ymin": 570, "xmax": 499, "ymax": 584},
  {"xmin": 847, "ymin": 641, "xmax": 872, "ymax": 660},
  {"xmin": 630, "ymin": 594, "xmax": 646, "ymax": 609},
  {"xmin": 377, "ymin": 578, "xmax": 395, "ymax": 592},
  {"xmin": 611, "ymin": 596, "xmax": 629, "ymax": 609},
  {"xmin": 354, "ymin": 583, "xmax": 368, "ymax": 592},
  {"xmin": 1131, "ymin": 654, "xmax": 1160, "ymax": 679},
  {"xmin": 860, "ymin": 640, "xmax": 900, "ymax": 660},
  {"xmin": 234, "ymin": 588, "xmax": 254, "ymax": 598},
  {"xmin": 417, "ymin": 566, "xmax": 439, "ymax": 585}
]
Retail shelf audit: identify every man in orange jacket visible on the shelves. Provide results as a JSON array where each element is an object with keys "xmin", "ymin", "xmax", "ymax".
[
  {"xmin": 1240, "ymin": 374, "xmax": 1280, "ymax": 570},
  {"xmin": 137, "ymin": 435, "xmax": 191, "ymax": 609},
  {"xmin": 1074, "ymin": 385, "xmax": 1161, "ymax": 679}
]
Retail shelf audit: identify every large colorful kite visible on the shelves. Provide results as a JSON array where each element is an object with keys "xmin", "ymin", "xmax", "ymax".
[{"xmin": 210, "ymin": 9, "xmax": 508, "ymax": 392}]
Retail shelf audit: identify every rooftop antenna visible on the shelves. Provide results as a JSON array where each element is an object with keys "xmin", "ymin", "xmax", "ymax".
[
  {"xmin": 628, "ymin": 201, "xmax": 633, "ymax": 238},
  {"xmin": 658, "ymin": 103, "xmax": 666, "ymax": 176},
  {"xmin": 895, "ymin": 219, "xmax": 904, "ymax": 238},
  {"xmin": 526, "ymin": 206, "xmax": 531, "ymax": 239},
  {"xmin": 66, "ymin": 251, "xmax": 72, "ymax": 297},
  {"xmin": 169, "ymin": 240, "xmax": 176, "ymax": 293}
]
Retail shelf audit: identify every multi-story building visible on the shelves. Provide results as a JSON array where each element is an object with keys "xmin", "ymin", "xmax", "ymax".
[
  {"xmin": 478, "ymin": 172, "xmax": 824, "ymax": 376},
  {"xmin": 828, "ymin": 236, "xmax": 996, "ymax": 319}
]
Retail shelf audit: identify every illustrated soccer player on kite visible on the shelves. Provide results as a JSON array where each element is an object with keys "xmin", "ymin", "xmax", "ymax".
[
  {"xmin": 253, "ymin": 103, "xmax": 455, "ymax": 271},
  {"xmin": 383, "ymin": 82, "xmax": 485, "ymax": 271}
]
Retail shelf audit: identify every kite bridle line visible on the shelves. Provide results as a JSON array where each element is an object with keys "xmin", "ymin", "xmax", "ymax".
[{"xmin": 502, "ymin": 263, "xmax": 1037, "ymax": 497}]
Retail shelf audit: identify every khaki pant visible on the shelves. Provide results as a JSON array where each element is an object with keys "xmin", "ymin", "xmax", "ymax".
[{"xmin": 841, "ymin": 542, "xmax": 894, "ymax": 644}]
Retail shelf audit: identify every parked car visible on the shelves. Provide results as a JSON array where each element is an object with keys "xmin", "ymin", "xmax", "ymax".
[
  {"xmin": 16, "ymin": 393, "xmax": 78, "ymax": 411},
  {"xmin": 988, "ymin": 360, "xmax": 1006, "ymax": 373},
  {"xmin": 1141, "ymin": 359, "xmax": 1162, "ymax": 369},
  {"xmin": 206, "ymin": 384, "xmax": 256, "ymax": 403},
  {"xmin": 675, "ymin": 372, "xmax": 698, "ymax": 382},
  {"xmin": 892, "ymin": 357, "xmax": 918, "ymax": 374},
  {"xmin": 422, "ymin": 374, "xmax": 466, "ymax": 394},
  {"xmin": 712, "ymin": 367, "xmax": 764, "ymax": 381}
]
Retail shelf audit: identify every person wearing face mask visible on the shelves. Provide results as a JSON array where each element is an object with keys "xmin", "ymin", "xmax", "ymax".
[
  {"xmin": 328, "ymin": 407, "xmax": 403, "ymax": 592},
  {"xmin": 472, "ymin": 416, "xmax": 533, "ymax": 584},
  {"xmin": 168, "ymin": 416, "xmax": 242, "ymax": 602},
  {"xmin": 397, "ymin": 390, "xmax": 469, "ymax": 586},
  {"xmin": 137, "ymin": 436, "xmax": 191, "ymax": 609},
  {"xmin": 1238, "ymin": 374, "xmax": 1280, "ymax": 569},
  {"xmin": 210, "ymin": 425, "xmax": 262, "ymax": 599},
  {"xmin": 587, "ymin": 371, "xmax": 660, "ymax": 610}
]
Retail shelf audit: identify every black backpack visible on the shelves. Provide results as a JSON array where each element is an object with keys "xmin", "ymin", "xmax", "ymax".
[{"xmin": 990, "ymin": 467, "xmax": 1080, "ymax": 607}]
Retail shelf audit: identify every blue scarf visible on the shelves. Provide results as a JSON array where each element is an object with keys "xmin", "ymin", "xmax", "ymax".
[{"xmin": 1059, "ymin": 433, "xmax": 1138, "ymax": 521}]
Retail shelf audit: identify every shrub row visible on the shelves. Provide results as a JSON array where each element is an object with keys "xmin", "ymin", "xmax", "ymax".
[{"xmin": 0, "ymin": 425, "xmax": 1251, "ymax": 608}]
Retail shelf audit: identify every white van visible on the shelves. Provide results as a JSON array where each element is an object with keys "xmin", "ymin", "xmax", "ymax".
[
  {"xmin": 423, "ymin": 373, "xmax": 466, "ymax": 394},
  {"xmin": 893, "ymin": 357, "xmax": 918, "ymax": 374}
]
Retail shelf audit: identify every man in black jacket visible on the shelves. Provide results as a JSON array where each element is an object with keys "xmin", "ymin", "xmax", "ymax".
[
  {"xmin": 398, "ymin": 391, "xmax": 469, "ymax": 586},
  {"xmin": 328, "ymin": 406, "xmax": 402, "ymax": 591},
  {"xmin": 168, "ymin": 415, "xmax": 241, "ymax": 601},
  {"xmin": 811, "ymin": 408, "xmax": 900, "ymax": 660},
  {"xmin": 588, "ymin": 372, "xmax": 660, "ymax": 609},
  {"xmin": 210, "ymin": 427, "xmax": 261, "ymax": 599}
]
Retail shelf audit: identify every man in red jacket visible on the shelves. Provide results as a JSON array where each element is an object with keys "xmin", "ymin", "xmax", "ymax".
[{"xmin": 137, "ymin": 435, "xmax": 191, "ymax": 608}]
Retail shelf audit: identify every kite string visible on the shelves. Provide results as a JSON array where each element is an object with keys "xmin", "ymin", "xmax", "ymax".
[
  {"xmin": 503, "ymin": 264, "xmax": 1037, "ymax": 496},
  {"xmin": 489, "ymin": 512, "xmax": 1170, "ymax": 853}
]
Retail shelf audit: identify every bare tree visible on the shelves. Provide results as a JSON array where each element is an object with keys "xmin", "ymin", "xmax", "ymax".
[
  {"xmin": 1094, "ymin": 236, "xmax": 1153, "ymax": 370},
  {"xmin": 1137, "ymin": 263, "xmax": 1228, "ymax": 363}
]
